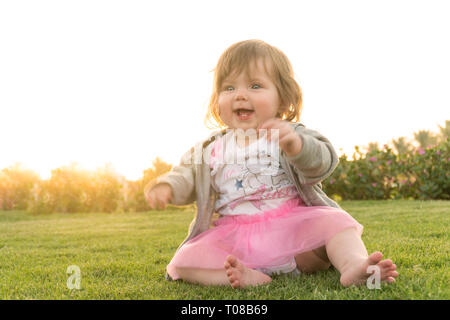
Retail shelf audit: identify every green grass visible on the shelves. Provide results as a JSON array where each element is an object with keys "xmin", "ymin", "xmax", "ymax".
[{"xmin": 0, "ymin": 200, "xmax": 448, "ymax": 299}]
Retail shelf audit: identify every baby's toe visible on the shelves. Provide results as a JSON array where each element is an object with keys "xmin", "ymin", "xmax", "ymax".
[
  {"xmin": 390, "ymin": 271, "xmax": 399, "ymax": 278},
  {"xmin": 368, "ymin": 252, "xmax": 383, "ymax": 264},
  {"xmin": 231, "ymin": 280, "xmax": 240, "ymax": 288},
  {"xmin": 386, "ymin": 277, "xmax": 396, "ymax": 284},
  {"xmin": 228, "ymin": 256, "xmax": 239, "ymax": 267},
  {"xmin": 379, "ymin": 259, "xmax": 393, "ymax": 268}
]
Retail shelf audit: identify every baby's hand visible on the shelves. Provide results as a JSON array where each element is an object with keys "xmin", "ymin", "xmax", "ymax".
[
  {"xmin": 258, "ymin": 119, "xmax": 303, "ymax": 157},
  {"xmin": 145, "ymin": 183, "xmax": 173, "ymax": 210}
]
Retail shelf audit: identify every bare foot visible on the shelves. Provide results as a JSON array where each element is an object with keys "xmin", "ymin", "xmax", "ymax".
[
  {"xmin": 223, "ymin": 255, "xmax": 272, "ymax": 289},
  {"xmin": 340, "ymin": 252, "xmax": 399, "ymax": 287}
]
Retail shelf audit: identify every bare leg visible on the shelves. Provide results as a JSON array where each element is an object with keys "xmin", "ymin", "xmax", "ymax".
[
  {"xmin": 294, "ymin": 246, "xmax": 331, "ymax": 274},
  {"xmin": 174, "ymin": 267, "xmax": 230, "ymax": 286},
  {"xmin": 325, "ymin": 228, "xmax": 399, "ymax": 287}
]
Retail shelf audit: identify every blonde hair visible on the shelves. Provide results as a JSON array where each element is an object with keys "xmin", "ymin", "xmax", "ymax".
[{"xmin": 205, "ymin": 39, "xmax": 303, "ymax": 129}]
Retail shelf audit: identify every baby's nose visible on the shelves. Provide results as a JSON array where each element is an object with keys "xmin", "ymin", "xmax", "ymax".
[{"xmin": 234, "ymin": 88, "xmax": 248, "ymax": 100}]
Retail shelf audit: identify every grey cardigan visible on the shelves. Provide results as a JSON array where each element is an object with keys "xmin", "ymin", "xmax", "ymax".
[{"xmin": 144, "ymin": 122, "xmax": 340, "ymax": 280}]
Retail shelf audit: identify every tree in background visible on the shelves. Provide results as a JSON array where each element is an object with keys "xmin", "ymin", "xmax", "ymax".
[
  {"xmin": 391, "ymin": 121, "xmax": 447, "ymax": 154},
  {"xmin": 392, "ymin": 136, "xmax": 414, "ymax": 155},
  {"xmin": 413, "ymin": 130, "xmax": 439, "ymax": 149},
  {"xmin": 142, "ymin": 157, "xmax": 172, "ymax": 187},
  {"xmin": 365, "ymin": 142, "xmax": 380, "ymax": 154},
  {"xmin": 437, "ymin": 120, "xmax": 450, "ymax": 142}
]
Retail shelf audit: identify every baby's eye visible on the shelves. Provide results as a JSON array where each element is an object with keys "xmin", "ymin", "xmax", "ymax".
[
  {"xmin": 251, "ymin": 83, "xmax": 261, "ymax": 89},
  {"xmin": 222, "ymin": 86, "xmax": 234, "ymax": 92}
]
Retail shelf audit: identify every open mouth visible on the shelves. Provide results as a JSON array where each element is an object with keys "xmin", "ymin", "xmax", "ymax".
[{"xmin": 234, "ymin": 108, "xmax": 254, "ymax": 120}]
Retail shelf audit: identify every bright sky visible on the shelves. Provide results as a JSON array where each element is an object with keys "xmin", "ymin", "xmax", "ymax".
[{"xmin": 1, "ymin": 0, "xmax": 449, "ymax": 180}]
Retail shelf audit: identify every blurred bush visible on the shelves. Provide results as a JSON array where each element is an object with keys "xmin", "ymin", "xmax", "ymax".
[
  {"xmin": 26, "ymin": 163, "xmax": 124, "ymax": 214},
  {"xmin": 0, "ymin": 164, "xmax": 40, "ymax": 210},
  {"xmin": 0, "ymin": 158, "xmax": 171, "ymax": 214}
]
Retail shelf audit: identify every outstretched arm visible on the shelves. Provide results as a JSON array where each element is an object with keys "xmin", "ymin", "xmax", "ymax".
[{"xmin": 143, "ymin": 147, "xmax": 196, "ymax": 207}]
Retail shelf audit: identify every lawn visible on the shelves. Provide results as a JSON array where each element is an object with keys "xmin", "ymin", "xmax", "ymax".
[{"xmin": 0, "ymin": 200, "xmax": 448, "ymax": 300}]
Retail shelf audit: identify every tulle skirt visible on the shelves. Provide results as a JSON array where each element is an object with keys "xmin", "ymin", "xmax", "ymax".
[{"xmin": 167, "ymin": 197, "xmax": 363, "ymax": 279}]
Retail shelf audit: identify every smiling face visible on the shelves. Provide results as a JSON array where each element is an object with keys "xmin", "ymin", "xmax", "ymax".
[{"xmin": 217, "ymin": 58, "xmax": 281, "ymax": 131}]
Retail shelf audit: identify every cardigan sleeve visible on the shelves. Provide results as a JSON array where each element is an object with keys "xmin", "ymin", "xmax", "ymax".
[{"xmin": 284, "ymin": 124, "xmax": 339, "ymax": 186}]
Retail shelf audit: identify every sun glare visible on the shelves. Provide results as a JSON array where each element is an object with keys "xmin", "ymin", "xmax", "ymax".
[{"xmin": 0, "ymin": 1, "xmax": 448, "ymax": 181}]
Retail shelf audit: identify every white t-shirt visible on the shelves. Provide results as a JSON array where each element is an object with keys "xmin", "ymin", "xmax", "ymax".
[{"xmin": 210, "ymin": 131, "xmax": 299, "ymax": 215}]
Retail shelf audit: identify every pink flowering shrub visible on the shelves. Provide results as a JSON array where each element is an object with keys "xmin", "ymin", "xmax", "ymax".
[{"xmin": 323, "ymin": 138, "xmax": 449, "ymax": 200}]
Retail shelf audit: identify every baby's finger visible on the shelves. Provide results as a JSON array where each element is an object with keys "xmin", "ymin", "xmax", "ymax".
[
  {"xmin": 148, "ymin": 196, "xmax": 156, "ymax": 209},
  {"xmin": 258, "ymin": 120, "xmax": 280, "ymax": 140},
  {"xmin": 163, "ymin": 192, "xmax": 172, "ymax": 204},
  {"xmin": 257, "ymin": 118, "xmax": 278, "ymax": 131},
  {"xmin": 147, "ymin": 199, "xmax": 155, "ymax": 209},
  {"xmin": 263, "ymin": 125, "xmax": 288, "ymax": 142},
  {"xmin": 148, "ymin": 193, "xmax": 158, "ymax": 209},
  {"xmin": 156, "ymin": 195, "xmax": 168, "ymax": 210}
]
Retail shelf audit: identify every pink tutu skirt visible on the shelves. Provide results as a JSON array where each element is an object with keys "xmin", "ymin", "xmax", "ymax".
[{"xmin": 167, "ymin": 197, "xmax": 363, "ymax": 280}]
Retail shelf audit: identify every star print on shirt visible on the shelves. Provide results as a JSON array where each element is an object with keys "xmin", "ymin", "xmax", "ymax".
[{"xmin": 235, "ymin": 179, "xmax": 243, "ymax": 190}]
